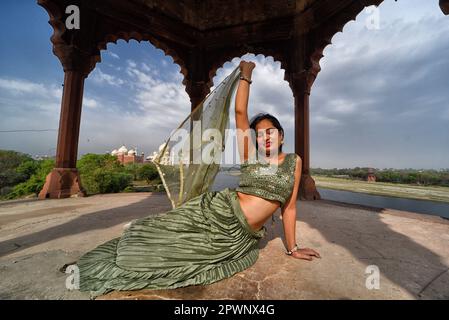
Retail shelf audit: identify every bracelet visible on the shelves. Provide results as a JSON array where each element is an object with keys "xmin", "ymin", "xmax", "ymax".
[
  {"xmin": 239, "ymin": 75, "xmax": 252, "ymax": 84},
  {"xmin": 285, "ymin": 243, "xmax": 299, "ymax": 255}
]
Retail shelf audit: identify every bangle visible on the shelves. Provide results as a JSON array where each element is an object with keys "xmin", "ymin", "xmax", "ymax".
[
  {"xmin": 239, "ymin": 75, "xmax": 252, "ymax": 84},
  {"xmin": 285, "ymin": 243, "xmax": 299, "ymax": 255}
]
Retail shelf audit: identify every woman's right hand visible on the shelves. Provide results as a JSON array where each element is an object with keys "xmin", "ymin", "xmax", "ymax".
[{"xmin": 239, "ymin": 60, "xmax": 255, "ymax": 79}]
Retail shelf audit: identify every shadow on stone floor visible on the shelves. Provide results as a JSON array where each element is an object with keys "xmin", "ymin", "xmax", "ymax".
[
  {"xmin": 297, "ymin": 199, "xmax": 449, "ymax": 299},
  {"xmin": 0, "ymin": 191, "xmax": 274, "ymax": 258},
  {"xmin": 0, "ymin": 195, "xmax": 172, "ymax": 258}
]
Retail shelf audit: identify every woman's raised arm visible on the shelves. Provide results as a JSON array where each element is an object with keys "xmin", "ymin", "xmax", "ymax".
[{"xmin": 235, "ymin": 61, "xmax": 256, "ymax": 162}]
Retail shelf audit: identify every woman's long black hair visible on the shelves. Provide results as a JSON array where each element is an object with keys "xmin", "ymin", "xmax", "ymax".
[{"xmin": 249, "ymin": 113, "xmax": 284, "ymax": 152}]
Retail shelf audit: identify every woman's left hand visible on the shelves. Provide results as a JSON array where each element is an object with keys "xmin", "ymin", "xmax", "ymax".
[{"xmin": 291, "ymin": 248, "xmax": 321, "ymax": 261}]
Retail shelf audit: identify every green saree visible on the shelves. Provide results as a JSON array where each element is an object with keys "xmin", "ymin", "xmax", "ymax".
[{"xmin": 78, "ymin": 187, "xmax": 265, "ymax": 297}]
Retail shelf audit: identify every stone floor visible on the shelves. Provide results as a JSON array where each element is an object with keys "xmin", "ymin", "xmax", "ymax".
[{"xmin": 0, "ymin": 192, "xmax": 448, "ymax": 300}]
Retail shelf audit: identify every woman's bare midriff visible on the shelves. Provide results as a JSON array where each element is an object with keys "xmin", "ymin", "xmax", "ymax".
[{"xmin": 236, "ymin": 191, "xmax": 280, "ymax": 232}]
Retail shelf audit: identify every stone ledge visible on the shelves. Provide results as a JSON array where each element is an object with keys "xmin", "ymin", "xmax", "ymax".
[{"xmin": 0, "ymin": 192, "xmax": 448, "ymax": 300}]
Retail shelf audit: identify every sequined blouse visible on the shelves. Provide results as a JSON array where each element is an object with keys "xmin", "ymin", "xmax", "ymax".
[{"xmin": 235, "ymin": 153, "xmax": 298, "ymax": 207}]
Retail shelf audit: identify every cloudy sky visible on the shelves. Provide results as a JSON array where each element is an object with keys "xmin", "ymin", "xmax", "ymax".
[{"xmin": 0, "ymin": 0, "xmax": 448, "ymax": 170}]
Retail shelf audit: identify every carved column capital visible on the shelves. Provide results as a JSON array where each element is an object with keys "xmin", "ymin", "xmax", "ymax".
[
  {"xmin": 53, "ymin": 44, "xmax": 98, "ymax": 77},
  {"xmin": 38, "ymin": 0, "xmax": 100, "ymax": 78},
  {"xmin": 285, "ymin": 34, "xmax": 323, "ymax": 97},
  {"xmin": 287, "ymin": 69, "xmax": 319, "ymax": 97},
  {"xmin": 185, "ymin": 80, "xmax": 211, "ymax": 109}
]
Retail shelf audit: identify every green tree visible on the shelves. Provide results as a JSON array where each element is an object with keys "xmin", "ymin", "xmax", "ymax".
[
  {"xmin": 77, "ymin": 153, "xmax": 122, "ymax": 173},
  {"xmin": 16, "ymin": 159, "xmax": 40, "ymax": 179},
  {"xmin": 0, "ymin": 150, "xmax": 34, "ymax": 190},
  {"xmin": 124, "ymin": 163, "xmax": 140, "ymax": 180},
  {"xmin": 77, "ymin": 153, "xmax": 132, "ymax": 195},
  {"xmin": 5, "ymin": 159, "xmax": 55, "ymax": 199},
  {"xmin": 137, "ymin": 163, "xmax": 159, "ymax": 184},
  {"xmin": 84, "ymin": 168, "xmax": 133, "ymax": 194}
]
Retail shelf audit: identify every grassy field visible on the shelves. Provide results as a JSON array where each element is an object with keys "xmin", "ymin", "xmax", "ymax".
[{"xmin": 313, "ymin": 175, "xmax": 449, "ymax": 204}]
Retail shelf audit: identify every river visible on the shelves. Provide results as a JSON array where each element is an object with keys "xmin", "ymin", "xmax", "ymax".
[{"xmin": 211, "ymin": 172, "xmax": 449, "ymax": 219}]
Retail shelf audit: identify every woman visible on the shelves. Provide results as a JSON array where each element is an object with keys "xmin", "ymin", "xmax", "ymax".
[{"xmin": 77, "ymin": 61, "xmax": 320, "ymax": 298}]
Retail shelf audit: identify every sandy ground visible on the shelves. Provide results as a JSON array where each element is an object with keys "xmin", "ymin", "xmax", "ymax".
[{"xmin": 0, "ymin": 192, "xmax": 448, "ymax": 300}]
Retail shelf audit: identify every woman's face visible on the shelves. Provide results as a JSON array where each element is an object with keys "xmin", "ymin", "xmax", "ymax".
[{"xmin": 255, "ymin": 119, "xmax": 283, "ymax": 156}]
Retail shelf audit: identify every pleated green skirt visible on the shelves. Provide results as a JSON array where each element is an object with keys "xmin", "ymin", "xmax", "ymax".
[{"xmin": 77, "ymin": 187, "xmax": 266, "ymax": 297}]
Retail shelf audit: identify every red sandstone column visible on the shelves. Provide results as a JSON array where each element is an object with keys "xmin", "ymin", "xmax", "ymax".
[
  {"xmin": 55, "ymin": 71, "xmax": 84, "ymax": 168},
  {"xmin": 39, "ymin": 48, "xmax": 94, "ymax": 199},
  {"xmin": 186, "ymin": 80, "xmax": 211, "ymax": 112},
  {"xmin": 185, "ymin": 49, "xmax": 211, "ymax": 112},
  {"xmin": 289, "ymin": 71, "xmax": 321, "ymax": 200}
]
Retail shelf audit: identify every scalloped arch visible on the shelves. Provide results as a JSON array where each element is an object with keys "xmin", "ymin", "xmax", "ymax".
[
  {"xmin": 308, "ymin": 0, "xmax": 385, "ymax": 76},
  {"xmin": 37, "ymin": 0, "xmax": 67, "ymax": 47},
  {"xmin": 208, "ymin": 46, "xmax": 290, "ymax": 89},
  {"xmin": 96, "ymin": 31, "xmax": 189, "ymax": 83}
]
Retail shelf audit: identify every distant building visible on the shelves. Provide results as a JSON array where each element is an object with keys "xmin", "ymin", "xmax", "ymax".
[
  {"xmin": 367, "ymin": 167, "xmax": 376, "ymax": 182},
  {"xmin": 111, "ymin": 145, "xmax": 144, "ymax": 165},
  {"xmin": 146, "ymin": 143, "xmax": 171, "ymax": 165},
  {"xmin": 32, "ymin": 155, "xmax": 54, "ymax": 161}
]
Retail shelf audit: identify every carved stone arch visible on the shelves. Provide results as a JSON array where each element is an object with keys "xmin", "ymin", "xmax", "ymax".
[
  {"xmin": 207, "ymin": 47, "xmax": 250, "ymax": 89},
  {"xmin": 306, "ymin": 0, "xmax": 385, "ymax": 88},
  {"xmin": 38, "ymin": 0, "xmax": 103, "ymax": 76},
  {"xmin": 207, "ymin": 44, "xmax": 289, "ymax": 89},
  {"xmin": 37, "ymin": 0, "xmax": 66, "ymax": 46},
  {"xmin": 96, "ymin": 30, "xmax": 189, "ymax": 84},
  {"xmin": 247, "ymin": 45, "xmax": 291, "ymax": 83},
  {"xmin": 303, "ymin": 0, "xmax": 449, "ymax": 85}
]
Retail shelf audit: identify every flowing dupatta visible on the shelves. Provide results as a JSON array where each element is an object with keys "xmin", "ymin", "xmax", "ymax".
[{"xmin": 153, "ymin": 66, "xmax": 241, "ymax": 209}]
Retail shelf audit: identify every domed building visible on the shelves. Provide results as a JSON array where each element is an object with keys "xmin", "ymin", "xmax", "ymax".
[
  {"xmin": 146, "ymin": 143, "xmax": 171, "ymax": 165},
  {"xmin": 118, "ymin": 145, "xmax": 128, "ymax": 154},
  {"xmin": 111, "ymin": 145, "xmax": 144, "ymax": 165}
]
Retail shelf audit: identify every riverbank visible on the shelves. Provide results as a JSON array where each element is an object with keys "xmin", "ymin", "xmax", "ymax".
[{"xmin": 313, "ymin": 176, "xmax": 449, "ymax": 204}]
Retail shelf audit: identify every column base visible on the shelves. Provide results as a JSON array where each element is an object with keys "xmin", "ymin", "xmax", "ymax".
[
  {"xmin": 38, "ymin": 168, "xmax": 87, "ymax": 199},
  {"xmin": 299, "ymin": 174, "xmax": 321, "ymax": 200}
]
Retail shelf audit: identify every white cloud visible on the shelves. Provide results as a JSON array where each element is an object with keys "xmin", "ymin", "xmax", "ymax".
[
  {"xmin": 125, "ymin": 62, "xmax": 190, "ymax": 128},
  {"xmin": 141, "ymin": 63, "xmax": 151, "ymax": 72},
  {"xmin": 50, "ymin": 87, "xmax": 63, "ymax": 100},
  {"xmin": 83, "ymin": 97, "xmax": 99, "ymax": 109},
  {"xmin": 106, "ymin": 52, "xmax": 120, "ymax": 59},
  {"xmin": 90, "ymin": 68, "xmax": 125, "ymax": 87},
  {"xmin": 0, "ymin": 78, "xmax": 47, "ymax": 96},
  {"xmin": 126, "ymin": 66, "xmax": 156, "ymax": 86},
  {"xmin": 0, "ymin": 77, "xmax": 63, "ymax": 113},
  {"xmin": 311, "ymin": 115, "xmax": 341, "ymax": 126},
  {"xmin": 212, "ymin": 55, "xmax": 292, "ymax": 117},
  {"xmin": 328, "ymin": 99, "xmax": 357, "ymax": 115},
  {"xmin": 309, "ymin": 0, "xmax": 449, "ymax": 169},
  {"xmin": 0, "ymin": 78, "xmax": 62, "ymax": 154},
  {"xmin": 127, "ymin": 60, "xmax": 137, "ymax": 68}
]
